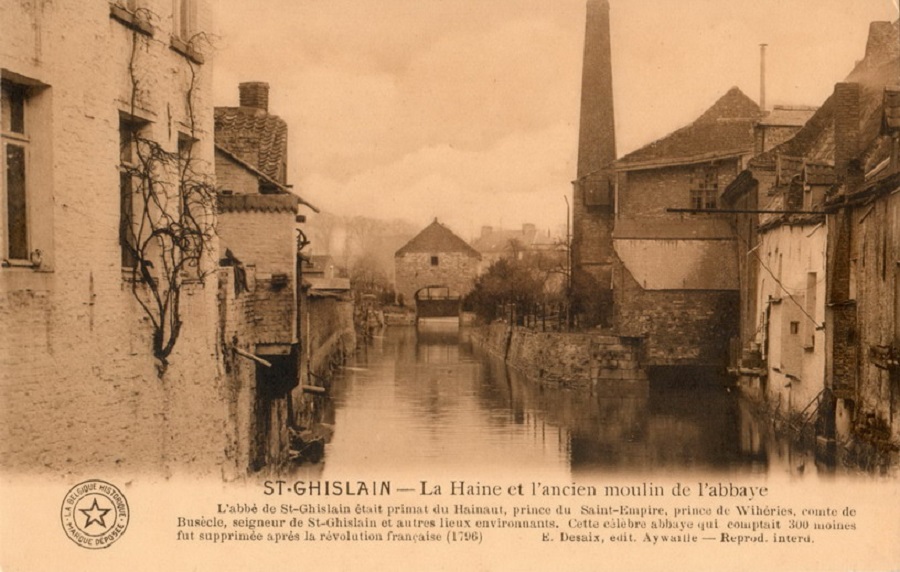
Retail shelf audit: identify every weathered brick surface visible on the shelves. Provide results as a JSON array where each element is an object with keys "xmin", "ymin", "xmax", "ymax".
[
  {"xmin": 843, "ymin": 194, "xmax": 900, "ymax": 440},
  {"xmin": 618, "ymin": 161, "xmax": 741, "ymax": 218},
  {"xmin": 218, "ymin": 210, "xmax": 296, "ymax": 276},
  {"xmin": 476, "ymin": 323, "xmax": 646, "ymax": 390},
  {"xmin": 0, "ymin": 1, "xmax": 235, "ymax": 477},
  {"xmin": 614, "ymin": 257, "xmax": 738, "ymax": 366},
  {"xmin": 395, "ymin": 252, "xmax": 480, "ymax": 306},
  {"xmin": 299, "ymin": 294, "xmax": 355, "ymax": 380},
  {"xmin": 215, "ymin": 151, "xmax": 260, "ymax": 194},
  {"xmin": 755, "ymin": 223, "xmax": 827, "ymax": 415}
]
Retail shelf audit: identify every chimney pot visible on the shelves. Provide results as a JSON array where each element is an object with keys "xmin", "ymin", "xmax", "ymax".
[{"xmin": 239, "ymin": 82, "xmax": 270, "ymax": 112}]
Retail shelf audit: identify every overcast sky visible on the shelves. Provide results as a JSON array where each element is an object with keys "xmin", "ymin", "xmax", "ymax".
[{"xmin": 212, "ymin": 0, "xmax": 899, "ymax": 239}]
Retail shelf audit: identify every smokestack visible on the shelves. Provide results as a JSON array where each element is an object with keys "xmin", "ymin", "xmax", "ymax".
[
  {"xmin": 834, "ymin": 82, "xmax": 861, "ymax": 190},
  {"xmin": 759, "ymin": 44, "xmax": 767, "ymax": 113},
  {"xmin": 239, "ymin": 82, "xmax": 270, "ymax": 112},
  {"xmin": 576, "ymin": 0, "xmax": 617, "ymax": 178}
]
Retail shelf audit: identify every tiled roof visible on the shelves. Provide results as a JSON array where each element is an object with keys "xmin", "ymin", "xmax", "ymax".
[
  {"xmin": 471, "ymin": 227, "xmax": 538, "ymax": 254},
  {"xmin": 215, "ymin": 106, "xmax": 288, "ymax": 184},
  {"xmin": 303, "ymin": 276, "xmax": 351, "ymax": 292},
  {"xmin": 395, "ymin": 219, "xmax": 481, "ymax": 258},
  {"xmin": 758, "ymin": 106, "xmax": 818, "ymax": 127},
  {"xmin": 217, "ymin": 193, "xmax": 298, "ymax": 214},
  {"xmin": 615, "ymin": 87, "xmax": 761, "ymax": 170}
]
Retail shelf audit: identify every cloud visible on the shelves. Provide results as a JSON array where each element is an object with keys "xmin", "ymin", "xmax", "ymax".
[
  {"xmin": 301, "ymin": 121, "xmax": 576, "ymax": 238},
  {"xmin": 214, "ymin": 0, "xmax": 899, "ymax": 233}
]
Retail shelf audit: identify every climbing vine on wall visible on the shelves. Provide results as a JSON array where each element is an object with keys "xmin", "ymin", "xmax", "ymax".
[{"xmin": 119, "ymin": 7, "xmax": 216, "ymax": 374}]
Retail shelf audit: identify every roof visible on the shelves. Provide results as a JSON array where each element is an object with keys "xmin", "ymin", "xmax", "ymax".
[
  {"xmin": 751, "ymin": 20, "xmax": 900, "ymax": 174},
  {"xmin": 217, "ymin": 193, "xmax": 298, "ymax": 214},
  {"xmin": 615, "ymin": 87, "xmax": 761, "ymax": 171},
  {"xmin": 303, "ymin": 276, "xmax": 351, "ymax": 292},
  {"xmin": 881, "ymin": 87, "xmax": 900, "ymax": 133},
  {"xmin": 471, "ymin": 227, "xmax": 538, "ymax": 254},
  {"xmin": 215, "ymin": 106, "xmax": 288, "ymax": 184},
  {"xmin": 302, "ymin": 255, "xmax": 333, "ymax": 271},
  {"xmin": 395, "ymin": 219, "xmax": 481, "ymax": 258},
  {"xmin": 758, "ymin": 106, "xmax": 818, "ymax": 128}
]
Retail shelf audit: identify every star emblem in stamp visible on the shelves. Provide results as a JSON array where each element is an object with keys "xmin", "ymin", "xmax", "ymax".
[{"xmin": 61, "ymin": 480, "xmax": 130, "ymax": 549}]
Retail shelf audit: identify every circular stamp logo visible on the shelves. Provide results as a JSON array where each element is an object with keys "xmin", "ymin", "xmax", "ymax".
[{"xmin": 60, "ymin": 480, "xmax": 130, "ymax": 549}]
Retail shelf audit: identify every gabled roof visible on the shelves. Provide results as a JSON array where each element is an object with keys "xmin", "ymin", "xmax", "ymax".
[
  {"xmin": 395, "ymin": 219, "xmax": 481, "ymax": 258},
  {"xmin": 215, "ymin": 146, "xmax": 319, "ymax": 212},
  {"xmin": 758, "ymin": 106, "xmax": 818, "ymax": 128},
  {"xmin": 471, "ymin": 227, "xmax": 538, "ymax": 254},
  {"xmin": 615, "ymin": 87, "xmax": 762, "ymax": 171},
  {"xmin": 215, "ymin": 106, "xmax": 288, "ymax": 184}
]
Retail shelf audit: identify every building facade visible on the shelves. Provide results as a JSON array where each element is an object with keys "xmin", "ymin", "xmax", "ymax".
[
  {"xmin": 0, "ymin": 0, "xmax": 236, "ymax": 476},
  {"xmin": 215, "ymin": 81, "xmax": 323, "ymax": 472},
  {"xmin": 726, "ymin": 21, "xmax": 900, "ymax": 462},
  {"xmin": 394, "ymin": 218, "xmax": 481, "ymax": 307}
]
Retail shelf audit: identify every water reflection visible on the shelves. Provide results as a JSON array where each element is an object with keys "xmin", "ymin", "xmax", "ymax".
[{"xmin": 305, "ymin": 326, "xmax": 820, "ymax": 479}]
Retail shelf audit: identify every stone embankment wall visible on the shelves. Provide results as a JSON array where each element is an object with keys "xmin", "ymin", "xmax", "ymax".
[
  {"xmin": 300, "ymin": 294, "xmax": 356, "ymax": 384},
  {"xmin": 476, "ymin": 324, "xmax": 647, "ymax": 394}
]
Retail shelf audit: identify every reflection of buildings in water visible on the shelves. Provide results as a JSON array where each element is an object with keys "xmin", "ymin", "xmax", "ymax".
[
  {"xmin": 480, "ymin": 354, "xmax": 762, "ymax": 473},
  {"xmin": 320, "ymin": 327, "xmax": 818, "ymax": 476},
  {"xmin": 738, "ymin": 398, "xmax": 768, "ymax": 464}
]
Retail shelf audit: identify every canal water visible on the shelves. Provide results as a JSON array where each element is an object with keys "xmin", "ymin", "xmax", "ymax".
[{"xmin": 294, "ymin": 325, "xmax": 823, "ymax": 481}]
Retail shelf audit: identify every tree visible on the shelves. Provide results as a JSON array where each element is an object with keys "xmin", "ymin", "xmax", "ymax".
[{"xmin": 465, "ymin": 258, "xmax": 546, "ymax": 322}]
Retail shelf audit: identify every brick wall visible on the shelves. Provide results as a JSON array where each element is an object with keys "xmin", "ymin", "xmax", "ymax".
[
  {"xmin": 394, "ymin": 252, "xmax": 480, "ymax": 305},
  {"xmin": 218, "ymin": 209, "xmax": 296, "ymax": 276},
  {"xmin": 849, "ymin": 195, "xmax": 900, "ymax": 440},
  {"xmin": 299, "ymin": 294, "xmax": 355, "ymax": 380},
  {"xmin": 614, "ymin": 258, "xmax": 738, "ymax": 366},
  {"xmin": 619, "ymin": 160, "xmax": 741, "ymax": 217},
  {"xmin": 215, "ymin": 151, "xmax": 259, "ymax": 194},
  {"xmin": 755, "ymin": 223, "xmax": 827, "ymax": 415},
  {"xmin": 0, "ymin": 0, "xmax": 235, "ymax": 477}
]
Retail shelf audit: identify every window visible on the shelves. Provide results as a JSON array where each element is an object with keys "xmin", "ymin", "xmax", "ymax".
[
  {"xmin": 173, "ymin": 0, "xmax": 196, "ymax": 40},
  {"xmin": 169, "ymin": 0, "xmax": 203, "ymax": 64},
  {"xmin": 804, "ymin": 272, "xmax": 817, "ymax": 348},
  {"xmin": 430, "ymin": 256, "xmax": 439, "ymax": 266},
  {"xmin": 177, "ymin": 133, "xmax": 194, "ymax": 197},
  {"xmin": 790, "ymin": 321, "xmax": 800, "ymax": 335},
  {"xmin": 119, "ymin": 116, "xmax": 147, "ymax": 268},
  {"xmin": 3, "ymin": 81, "xmax": 31, "ymax": 262},
  {"xmin": 690, "ymin": 166, "xmax": 718, "ymax": 210}
]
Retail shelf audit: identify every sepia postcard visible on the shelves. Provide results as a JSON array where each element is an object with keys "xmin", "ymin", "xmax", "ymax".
[{"xmin": 2, "ymin": 0, "xmax": 900, "ymax": 570}]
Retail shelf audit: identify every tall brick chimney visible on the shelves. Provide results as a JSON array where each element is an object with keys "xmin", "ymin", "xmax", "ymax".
[
  {"xmin": 833, "ymin": 82, "xmax": 862, "ymax": 191},
  {"xmin": 576, "ymin": 0, "xmax": 617, "ymax": 178},
  {"xmin": 239, "ymin": 82, "xmax": 270, "ymax": 112},
  {"xmin": 864, "ymin": 22, "xmax": 896, "ymax": 64}
]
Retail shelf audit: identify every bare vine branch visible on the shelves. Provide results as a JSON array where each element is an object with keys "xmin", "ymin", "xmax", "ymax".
[{"xmin": 121, "ymin": 18, "xmax": 217, "ymax": 374}]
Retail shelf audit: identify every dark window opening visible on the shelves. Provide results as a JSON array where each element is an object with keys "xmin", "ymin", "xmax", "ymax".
[
  {"xmin": 6, "ymin": 144, "xmax": 27, "ymax": 259},
  {"xmin": 119, "ymin": 171, "xmax": 136, "ymax": 268},
  {"xmin": 430, "ymin": 256, "xmax": 439, "ymax": 266},
  {"xmin": 690, "ymin": 166, "xmax": 718, "ymax": 210},
  {"xmin": 790, "ymin": 321, "xmax": 800, "ymax": 335},
  {"xmin": 3, "ymin": 81, "xmax": 30, "ymax": 261},
  {"xmin": 2, "ymin": 84, "xmax": 25, "ymax": 134},
  {"xmin": 119, "ymin": 117, "xmax": 145, "ymax": 268}
]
